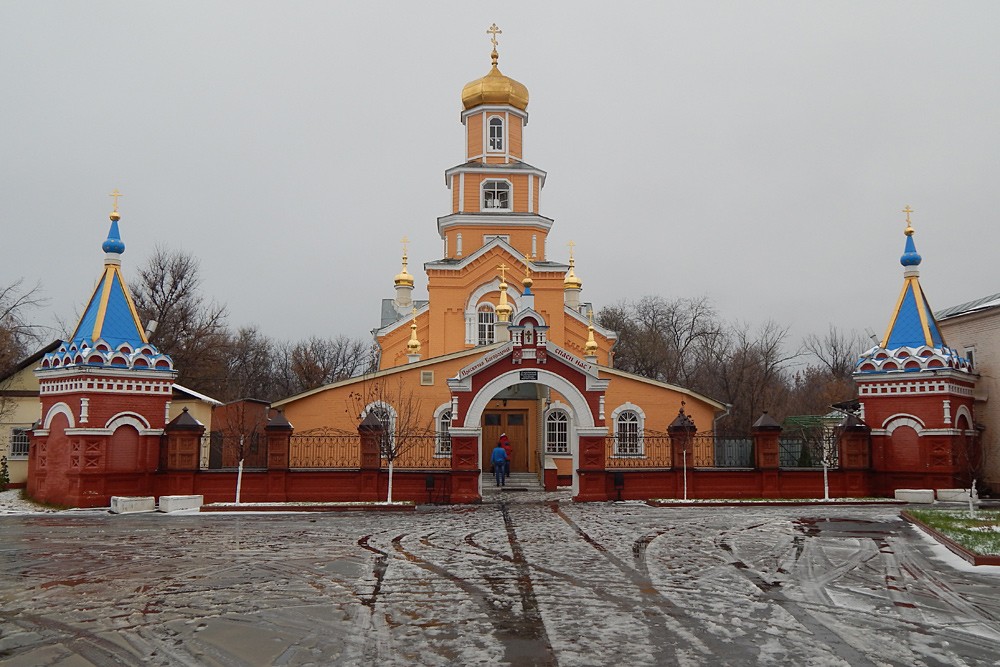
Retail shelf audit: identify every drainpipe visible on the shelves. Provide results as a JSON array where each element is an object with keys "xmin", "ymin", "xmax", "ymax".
[{"xmin": 713, "ymin": 403, "xmax": 732, "ymax": 433}]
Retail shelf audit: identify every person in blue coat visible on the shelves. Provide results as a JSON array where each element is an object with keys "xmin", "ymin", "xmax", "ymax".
[{"xmin": 490, "ymin": 443, "xmax": 508, "ymax": 487}]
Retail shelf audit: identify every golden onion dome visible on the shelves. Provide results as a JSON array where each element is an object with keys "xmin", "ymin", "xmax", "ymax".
[
  {"xmin": 461, "ymin": 48, "xmax": 529, "ymax": 111},
  {"xmin": 394, "ymin": 253, "xmax": 414, "ymax": 288},
  {"xmin": 564, "ymin": 262, "xmax": 582, "ymax": 290},
  {"xmin": 394, "ymin": 269, "xmax": 414, "ymax": 287}
]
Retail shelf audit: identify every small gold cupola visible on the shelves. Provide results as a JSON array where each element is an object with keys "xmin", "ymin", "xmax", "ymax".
[
  {"xmin": 461, "ymin": 24, "xmax": 529, "ymax": 111},
  {"xmin": 406, "ymin": 307, "xmax": 421, "ymax": 359},
  {"xmin": 496, "ymin": 263, "xmax": 514, "ymax": 323},
  {"xmin": 393, "ymin": 236, "xmax": 414, "ymax": 311},
  {"xmin": 564, "ymin": 241, "xmax": 582, "ymax": 310},
  {"xmin": 584, "ymin": 308, "xmax": 599, "ymax": 359},
  {"xmin": 394, "ymin": 237, "xmax": 414, "ymax": 288}
]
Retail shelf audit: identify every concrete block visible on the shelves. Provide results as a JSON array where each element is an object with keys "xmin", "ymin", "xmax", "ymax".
[
  {"xmin": 936, "ymin": 488, "xmax": 979, "ymax": 503},
  {"xmin": 894, "ymin": 489, "xmax": 935, "ymax": 504},
  {"xmin": 110, "ymin": 496, "xmax": 156, "ymax": 514},
  {"xmin": 158, "ymin": 495, "xmax": 204, "ymax": 512}
]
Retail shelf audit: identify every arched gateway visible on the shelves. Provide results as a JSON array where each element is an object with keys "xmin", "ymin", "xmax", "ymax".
[{"xmin": 446, "ymin": 317, "xmax": 610, "ymax": 501}]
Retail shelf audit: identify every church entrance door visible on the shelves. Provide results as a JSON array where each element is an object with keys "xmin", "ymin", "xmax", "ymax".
[{"xmin": 482, "ymin": 410, "xmax": 529, "ymax": 472}]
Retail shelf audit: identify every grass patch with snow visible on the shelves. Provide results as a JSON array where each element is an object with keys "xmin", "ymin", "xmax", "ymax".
[{"xmin": 907, "ymin": 509, "xmax": 1000, "ymax": 556}]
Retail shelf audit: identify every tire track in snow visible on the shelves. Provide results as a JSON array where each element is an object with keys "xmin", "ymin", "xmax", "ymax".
[
  {"xmin": 715, "ymin": 516, "xmax": 878, "ymax": 667},
  {"xmin": 551, "ymin": 503, "xmax": 728, "ymax": 662},
  {"xmin": 386, "ymin": 516, "xmax": 557, "ymax": 666}
]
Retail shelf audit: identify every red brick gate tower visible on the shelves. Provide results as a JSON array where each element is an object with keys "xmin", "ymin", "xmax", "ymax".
[
  {"xmin": 28, "ymin": 200, "xmax": 176, "ymax": 507},
  {"xmin": 853, "ymin": 209, "xmax": 978, "ymax": 495}
]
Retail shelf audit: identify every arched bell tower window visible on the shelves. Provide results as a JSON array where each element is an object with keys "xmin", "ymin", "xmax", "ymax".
[
  {"xmin": 488, "ymin": 116, "xmax": 504, "ymax": 152},
  {"xmin": 477, "ymin": 303, "xmax": 496, "ymax": 346},
  {"xmin": 482, "ymin": 180, "xmax": 511, "ymax": 211}
]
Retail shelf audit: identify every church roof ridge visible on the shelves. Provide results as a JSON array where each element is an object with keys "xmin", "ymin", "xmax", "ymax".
[{"xmin": 935, "ymin": 292, "xmax": 1000, "ymax": 321}]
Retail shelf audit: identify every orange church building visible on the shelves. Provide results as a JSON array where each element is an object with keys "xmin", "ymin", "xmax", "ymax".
[{"xmin": 273, "ymin": 29, "xmax": 727, "ymax": 500}]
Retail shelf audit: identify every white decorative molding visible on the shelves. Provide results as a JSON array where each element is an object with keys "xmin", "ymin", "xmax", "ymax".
[
  {"xmin": 881, "ymin": 414, "xmax": 925, "ymax": 434},
  {"xmin": 462, "ymin": 369, "xmax": 596, "ymax": 430},
  {"xmin": 106, "ymin": 412, "xmax": 151, "ymax": 432},
  {"xmin": 43, "ymin": 402, "xmax": 76, "ymax": 430}
]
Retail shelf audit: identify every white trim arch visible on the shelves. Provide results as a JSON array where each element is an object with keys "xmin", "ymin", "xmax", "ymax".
[
  {"xmin": 106, "ymin": 412, "xmax": 151, "ymax": 432},
  {"xmin": 463, "ymin": 370, "xmax": 596, "ymax": 430},
  {"xmin": 43, "ymin": 402, "xmax": 76, "ymax": 430},
  {"xmin": 954, "ymin": 405, "xmax": 974, "ymax": 430},
  {"xmin": 465, "ymin": 279, "xmax": 522, "ymax": 344},
  {"xmin": 610, "ymin": 402, "xmax": 645, "ymax": 456},
  {"xmin": 882, "ymin": 415, "xmax": 925, "ymax": 435},
  {"xmin": 433, "ymin": 402, "xmax": 453, "ymax": 455}
]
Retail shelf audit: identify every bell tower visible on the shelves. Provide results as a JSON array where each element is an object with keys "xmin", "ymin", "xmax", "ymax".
[{"xmin": 439, "ymin": 23, "xmax": 551, "ymax": 262}]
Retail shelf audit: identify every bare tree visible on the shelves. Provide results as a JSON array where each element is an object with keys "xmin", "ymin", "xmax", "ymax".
[
  {"xmin": 598, "ymin": 295, "xmax": 723, "ymax": 386},
  {"xmin": 0, "ymin": 279, "xmax": 48, "ymax": 421},
  {"xmin": 220, "ymin": 326, "xmax": 278, "ymax": 402},
  {"xmin": 346, "ymin": 376, "xmax": 434, "ymax": 503},
  {"xmin": 804, "ymin": 325, "xmax": 867, "ymax": 380},
  {"xmin": 704, "ymin": 320, "xmax": 797, "ymax": 432},
  {"xmin": 129, "ymin": 246, "xmax": 230, "ymax": 395},
  {"xmin": 0, "ymin": 279, "xmax": 47, "ymax": 374},
  {"xmin": 289, "ymin": 335, "xmax": 370, "ymax": 391}
]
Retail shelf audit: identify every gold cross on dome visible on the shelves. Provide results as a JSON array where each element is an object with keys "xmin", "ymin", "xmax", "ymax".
[
  {"xmin": 498, "ymin": 262, "xmax": 508, "ymax": 282},
  {"xmin": 400, "ymin": 236, "xmax": 409, "ymax": 255},
  {"xmin": 487, "ymin": 23, "xmax": 502, "ymax": 48},
  {"xmin": 109, "ymin": 189, "xmax": 123, "ymax": 212},
  {"xmin": 524, "ymin": 252, "xmax": 534, "ymax": 278},
  {"xmin": 902, "ymin": 205, "xmax": 914, "ymax": 225},
  {"xmin": 567, "ymin": 240, "xmax": 576, "ymax": 259}
]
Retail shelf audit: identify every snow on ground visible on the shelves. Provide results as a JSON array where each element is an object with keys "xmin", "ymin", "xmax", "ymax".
[
  {"xmin": 0, "ymin": 488, "xmax": 57, "ymax": 514},
  {"xmin": 3, "ymin": 492, "xmax": 1000, "ymax": 665}
]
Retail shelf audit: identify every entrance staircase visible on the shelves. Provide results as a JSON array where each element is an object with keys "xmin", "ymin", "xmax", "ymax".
[{"xmin": 484, "ymin": 471, "xmax": 543, "ymax": 493}]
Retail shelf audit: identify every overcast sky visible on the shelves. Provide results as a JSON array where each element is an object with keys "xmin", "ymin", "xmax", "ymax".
[{"xmin": 2, "ymin": 2, "xmax": 998, "ymax": 361}]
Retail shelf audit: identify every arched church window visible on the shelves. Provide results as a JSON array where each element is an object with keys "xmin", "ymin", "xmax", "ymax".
[
  {"xmin": 437, "ymin": 410, "xmax": 452, "ymax": 455},
  {"xmin": 615, "ymin": 410, "xmax": 642, "ymax": 456},
  {"xmin": 488, "ymin": 116, "xmax": 504, "ymax": 151},
  {"xmin": 477, "ymin": 303, "xmax": 496, "ymax": 346},
  {"xmin": 545, "ymin": 410, "xmax": 569, "ymax": 454},
  {"xmin": 482, "ymin": 180, "xmax": 511, "ymax": 211}
]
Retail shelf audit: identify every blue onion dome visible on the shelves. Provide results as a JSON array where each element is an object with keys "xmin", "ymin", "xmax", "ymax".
[
  {"xmin": 102, "ymin": 214, "xmax": 126, "ymax": 254},
  {"xmin": 899, "ymin": 224, "xmax": 921, "ymax": 267}
]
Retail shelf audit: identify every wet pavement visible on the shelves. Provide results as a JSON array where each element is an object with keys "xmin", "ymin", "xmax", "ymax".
[{"xmin": 1, "ymin": 491, "xmax": 999, "ymax": 666}]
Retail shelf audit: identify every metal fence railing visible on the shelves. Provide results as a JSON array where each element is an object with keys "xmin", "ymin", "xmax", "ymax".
[
  {"xmin": 605, "ymin": 432, "xmax": 672, "ymax": 468},
  {"xmin": 289, "ymin": 429, "xmax": 361, "ymax": 468},
  {"xmin": 389, "ymin": 435, "xmax": 451, "ymax": 470},
  {"xmin": 778, "ymin": 436, "xmax": 839, "ymax": 469}
]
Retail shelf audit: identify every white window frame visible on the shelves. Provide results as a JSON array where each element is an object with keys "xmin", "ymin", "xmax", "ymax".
[
  {"xmin": 477, "ymin": 303, "xmax": 496, "ymax": 346},
  {"xmin": 545, "ymin": 409, "xmax": 570, "ymax": 454},
  {"xmin": 434, "ymin": 404, "xmax": 452, "ymax": 456},
  {"xmin": 487, "ymin": 115, "xmax": 504, "ymax": 152},
  {"xmin": 611, "ymin": 404, "xmax": 645, "ymax": 456},
  {"xmin": 481, "ymin": 179, "xmax": 512, "ymax": 211},
  {"xmin": 9, "ymin": 427, "xmax": 30, "ymax": 459}
]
